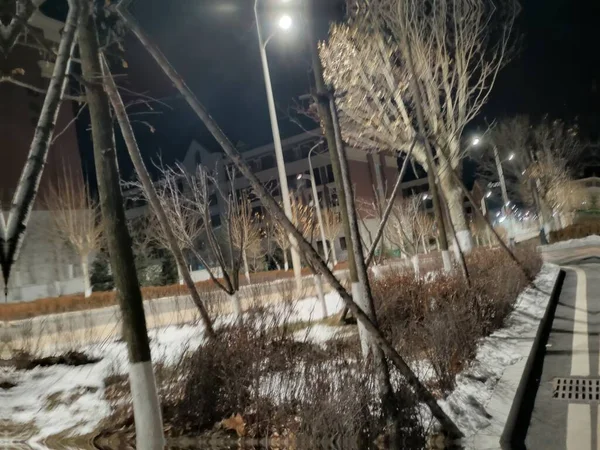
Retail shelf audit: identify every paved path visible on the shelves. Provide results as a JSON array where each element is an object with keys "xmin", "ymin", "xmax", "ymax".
[{"xmin": 525, "ymin": 258, "xmax": 600, "ymax": 450}]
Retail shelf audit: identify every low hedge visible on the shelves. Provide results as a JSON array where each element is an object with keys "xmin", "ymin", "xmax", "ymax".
[{"xmin": 549, "ymin": 220, "xmax": 600, "ymax": 243}]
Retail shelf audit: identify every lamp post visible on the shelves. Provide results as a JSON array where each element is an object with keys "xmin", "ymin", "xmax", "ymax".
[
  {"xmin": 254, "ymin": 0, "xmax": 302, "ymax": 290},
  {"xmin": 472, "ymin": 136, "xmax": 516, "ymax": 247},
  {"xmin": 297, "ymin": 143, "xmax": 329, "ymax": 265}
]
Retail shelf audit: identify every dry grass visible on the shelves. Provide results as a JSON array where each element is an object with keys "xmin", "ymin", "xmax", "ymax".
[
  {"xmin": 549, "ymin": 219, "xmax": 600, "ymax": 243},
  {"xmin": 372, "ymin": 247, "xmax": 542, "ymax": 392}
]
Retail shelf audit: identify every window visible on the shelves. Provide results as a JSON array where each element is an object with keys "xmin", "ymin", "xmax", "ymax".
[
  {"xmin": 339, "ymin": 237, "xmax": 347, "ymax": 251},
  {"xmin": 195, "ymin": 152, "xmax": 201, "ymax": 167},
  {"xmin": 251, "ymin": 206, "xmax": 263, "ymax": 217},
  {"xmin": 261, "ymin": 154, "xmax": 275, "ymax": 170},
  {"xmin": 314, "ymin": 168, "xmax": 322, "ymax": 186},
  {"xmin": 211, "ymin": 214, "xmax": 221, "ymax": 227},
  {"xmin": 208, "ymin": 193, "xmax": 218, "ymax": 206},
  {"xmin": 317, "ymin": 241, "xmax": 324, "ymax": 254}
]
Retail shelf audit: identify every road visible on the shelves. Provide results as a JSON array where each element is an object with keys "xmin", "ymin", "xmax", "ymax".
[{"xmin": 525, "ymin": 257, "xmax": 600, "ymax": 450}]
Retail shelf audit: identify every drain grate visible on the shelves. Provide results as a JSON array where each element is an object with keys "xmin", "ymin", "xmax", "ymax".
[{"xmin": 552, "ymin": 377, "xmax": 600, "ymax": 402}]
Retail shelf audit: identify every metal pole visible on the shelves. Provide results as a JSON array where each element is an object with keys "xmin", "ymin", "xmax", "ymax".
[
  {"xmin": 254, "ymin": 0, "xmax": 302, "ymax": 290},
  {"xmin": 308, "ymin": 147, "xmax": 330, "ymax": 265},
  {"xmin": 493, "ymin": 145, "xmax": 515, "ymax": 247}
]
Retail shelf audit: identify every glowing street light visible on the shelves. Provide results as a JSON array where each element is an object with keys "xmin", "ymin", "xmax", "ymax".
[
  {"xmin": 508, "ymin": 153, "xmax": 515, "ymax": 161},
  {"xmin": 472, "ymin": 137, "xmax": 481, "ymax": 146},
  {"xmin": 254, "ymin": 0, "xmax": 301, "ymax": 290},
  {"xmin": 278, "ymin": 14, "xmax": 292, "ymax": 30},
  {"xmin": 485, "ymin": 191, "xmax": 492, "ymax": 198}
]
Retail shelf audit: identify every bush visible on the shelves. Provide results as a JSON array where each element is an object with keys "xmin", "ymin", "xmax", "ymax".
[
  {"xmin": 103, "ymin": 309, "xmax": 424, "ymax": 449},
  {"xmin": 372, "ymin": 248, "xmax": 542, "ymax": 392},
  {"xmin": 549, "ymin": 220, "xmax": 600, "ymax": 243}
]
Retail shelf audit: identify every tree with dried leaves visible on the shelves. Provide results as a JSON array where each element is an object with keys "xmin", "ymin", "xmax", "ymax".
[
  {"xmin": 321, "ymin": 0, "xmax": 517, "ymax": 254},
  {"xmin": 384, "ymin": 196, "xmax": 428, "ymax": 275},
  {"xmin": 273, "ymin": 194, "xmax": 316, "ymax": 270},
  {"xmin": 44, "ymin": 168, "xmax": 102, "ymax": 298},
  {"xmin": 322, "ymin": 207, "xmax": 343, "ymax": 266},
  {"xmin": 229, "ymin": 191, "xmax": 262, "ymax": 284}
]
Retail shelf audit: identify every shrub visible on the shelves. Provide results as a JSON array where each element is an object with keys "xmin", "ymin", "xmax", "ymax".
[
  {"xmin": 372, "ymin": 247, "xmax": 541, "ymax": 392},
  {"xmin": 103, "ymin": 309, "xmax": 424, "ymax": 449},
  {"xmin": 549, "ymin": 220, "xmax": 600, "ymax": 243}
]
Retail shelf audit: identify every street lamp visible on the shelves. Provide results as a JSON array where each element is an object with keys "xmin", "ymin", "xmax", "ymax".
[
  {"xmin": 296, "ymin": 142, "xmax": 329, "ymax": 264},
  {"xmin": 278, "ymin": 14, "xmax": 292, "ymax": 30},
  {"xmin": 254, "ymin": 0, "xmax": 302, "ymax": 290},
  {"xmin": 472, "ymin": 137, "xmax": 481, "ymax": 147},
  {"xmin": 472, "ymin": 135, "xmax": 515, "ymax": 247}
]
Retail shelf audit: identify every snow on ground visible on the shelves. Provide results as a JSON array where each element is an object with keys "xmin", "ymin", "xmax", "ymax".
[
  {"xmin": 5, "ymin": 291, "xmax": 345, "ymax": 443},
  {"xmin": 438, "ymin": 264, "xmax": 560, "ymax": 443},
  {"xmin": 542, "ymin": 234, "xmax": 600, "ymax": 251}
]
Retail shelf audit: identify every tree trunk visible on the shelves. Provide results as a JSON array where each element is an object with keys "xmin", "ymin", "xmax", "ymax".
[
  {"xmin": 411, "ymin": 255, "xmax": 420, "ymax": 278},
  {"xmin": 242, "ymin": 249, "xmax": 251, "ymax": 285},
  {"xmin": 77, "ymin": 3, "xmax": 165, "ymax": 448},
  {"xmin": 329, "ymin": 240, "xmax": 338, "ymax": 266},
  {"xmin": 2, "ymin": 0, "xmax": 78, "ymax": 286},
  {"xmin": 283, "ymin": 250, "xmax": 289, "ymax": 271},
  {"xmin": 314, "ymin": 274, "xmax": 328, "ymax": 318},
  {"xmin": 101, "ymin": 56, "xmax": 214, "ymax": 337},
  {"xmin": 81, "ymin": 254, "xmax": 92, "ymax": 298},
  {"xmin": 229, "ymin": 291, "xmax": 243, "ymax": 324},
  {"xmin": 117, "ymin": 7, "xmax": 462, "ymax": 438},
  {"xmin": 421, "ymin": 235, "xmax": 428, "ymax": 254},
  {"xmin": 438, "ymin": 163, "xmax": 473, "ymax": 254}
]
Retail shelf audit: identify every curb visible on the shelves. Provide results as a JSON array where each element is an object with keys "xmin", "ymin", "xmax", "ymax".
[{"xmin": 499, "ymin": 269, "xmax": 566, "ymax": 450}]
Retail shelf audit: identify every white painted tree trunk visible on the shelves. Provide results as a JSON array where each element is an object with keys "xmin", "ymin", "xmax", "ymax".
[
  {"xmin": 242, "ymin": 250, "xmax": 251, "ymax": 284},
  {"xmin": 314, "ymin": 274, "xmax": 327, "ymax": 318},
  {"xmin": 421, "ymin": 235, "xmax": 428, "ymax": 254},
  {"xmin": 229, "ymin": 291, "xmax": 243, "ymax": 323},
  {"xmin": 129, "ymin": 361, "xmax": 166, "ymax": 450},
  {"xmin": 442, "ymin": 250, "xmax": 452, "ymax": 273},
  {"xmin": 411, "ymin": 255, "xmax": 420, "ymax": 278},
  {"xmin": 81, "ymin": 256, "xmax": 92, "ymax": 298},
  {"xmin": 352, "ymin": 281, "xmax": 373, "ymax": 357},
  {"xmin": 176, "ymin": 264, "xmax": 184, "ymax": 285},
  {"xmin": 330, "ymin": 241, "xmax": 338, "ymax": 266},
  {"xmin": 283, "ymin": 250, "xmax": 289, "ymax": 271}
]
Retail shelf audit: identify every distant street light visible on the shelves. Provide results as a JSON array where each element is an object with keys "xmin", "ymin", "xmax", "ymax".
[
  {"xmin": 485, "ymin": 191, "xmax": 492, "ymax": 198},
  {"xmin": 254, "ymin": 0, "xmax": 302, "ymax": 290},
  {"xmin": 508, "ymin": 153, "xmax": 515, "ymax": 161},
  {"xmin": 472, "ymin": 137, "xmax": 481, "ymax": 146}
]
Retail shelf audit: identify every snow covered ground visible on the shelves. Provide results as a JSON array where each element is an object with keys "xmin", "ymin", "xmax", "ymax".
[
  {"xmin": 2, "ymin": 292, "xmax": 345, "ymax": 446},
  {"xmin": 4, "ymin": 263, "xmax": 562, "ymax": 448},
  {"xmin": 541, "ymin": 234, "xmax": 600, "ymax": 251},
  {"xmin": 440, "ymin": 264, "xmax": 561, "ymax": 448}
]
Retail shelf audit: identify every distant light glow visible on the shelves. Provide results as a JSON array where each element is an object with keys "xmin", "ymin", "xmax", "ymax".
[
  {"xmin": 278, "ymin": 14, "xmax": 292, "ymax": 30},
  {"xmin": 422, "ymin": 194, "xmax": 430, "ymax": 200},
  {"xmin": 485, "ymin": 191, "xmax": 492, "ymax": 198},
  {"xmin": 472, "ymin": 137, "xmax": 481, "ymax": 146},
  {"xmin": 297, "ymin": 174, "xmax": 303, "ymax": 180},
  {"xmin": 508, "ymin": 153, "xmax": 515, "ymax": 161}
]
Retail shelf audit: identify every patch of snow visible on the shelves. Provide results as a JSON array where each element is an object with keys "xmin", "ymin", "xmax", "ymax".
[
  {"xmin": 5, "ymin": 291, "xmax": 347, "ymax": 443},
  {"xmin": 438, "ymin": 264, "xmax": 561, "ymax": 446},
  {"xmin": 541, "ymin": 234, "xmax": 600, "ymax": 251}
]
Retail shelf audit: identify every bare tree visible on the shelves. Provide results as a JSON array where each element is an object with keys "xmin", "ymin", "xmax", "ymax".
[
  {"xmin": 384, "ymin": 196, "xmax": 424, "ymax": 275},
  {"xmin": 322, "ymin": 207, "xmax": 342, "ymax": 266},
  {"xmin": 273, "ymin": 194, "xmax": 315, "ymax": 270},
  {"xmin": 321, "ymin": 0, "xmax": 517, "ymax": 254},
  {"xmin": 44, "ymin": 167, "xmax": 102, "ymax": 297},
  {"xmin": 229, "ymin": 189, "xmax": 262, "ymax": 284}
]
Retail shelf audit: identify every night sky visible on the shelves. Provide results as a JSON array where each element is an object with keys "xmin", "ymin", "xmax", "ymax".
[{"xmin": 42, "ymin": 0, "xmax": 600, "ymax": 182}]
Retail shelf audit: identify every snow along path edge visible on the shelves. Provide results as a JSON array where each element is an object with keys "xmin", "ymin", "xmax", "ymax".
[{"xmin": 438, "ymin": 263, "xmax": 562, "ymax": 449}]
